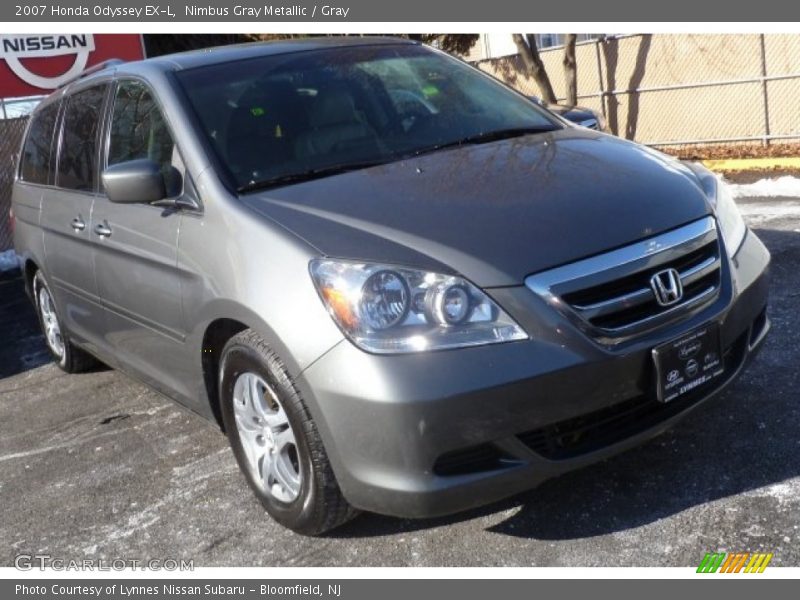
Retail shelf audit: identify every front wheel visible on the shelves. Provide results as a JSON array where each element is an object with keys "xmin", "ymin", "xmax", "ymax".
[{"xmin": 219, "ymin": 329, "xmax": 357, "ymax": 535}]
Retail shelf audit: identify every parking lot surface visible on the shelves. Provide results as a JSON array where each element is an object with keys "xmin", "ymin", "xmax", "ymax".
[{"xmin": 1, "ymin": 194, "xmax": 798, "ymax": 567}]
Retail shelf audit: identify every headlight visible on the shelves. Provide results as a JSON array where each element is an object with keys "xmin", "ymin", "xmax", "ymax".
[
  {"xmin": 713, "ymin": 178, "xmax": 747, "ymax": 257},
  {"xmin": 310, "ymin": 260, "xmax": 528, "ymax": 353},
  {"xmin": 690, "ymin": 163, "xmax": 747, "ymax": 257}
]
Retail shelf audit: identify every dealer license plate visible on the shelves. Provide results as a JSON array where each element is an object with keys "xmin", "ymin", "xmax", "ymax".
[{"xmin": 652, "ymin": 323, "xmax": 725, "ymax": 403}]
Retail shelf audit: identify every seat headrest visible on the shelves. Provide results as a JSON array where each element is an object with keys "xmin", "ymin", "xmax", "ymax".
[
  {"xmin": 230, "ymin": 81, "xmax": 297, "ymax": 130},
  {"xmin": 309, "ymin": 89, "xmax": 358, "ymax": 128}
]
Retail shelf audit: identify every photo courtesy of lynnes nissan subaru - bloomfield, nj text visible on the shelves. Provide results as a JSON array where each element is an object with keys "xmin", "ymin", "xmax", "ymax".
[{"xmin": 11, "ymin": 37, "xmax": 770, "ymax": 535}]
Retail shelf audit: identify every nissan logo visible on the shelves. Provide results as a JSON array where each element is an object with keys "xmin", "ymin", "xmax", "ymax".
[
  {"xmin": 0, "ymin": 34, "xmax": 95, "ymax": 90},
  {"xmin": 650, "ymin": 268, "xmax": 684, "ymax": 307}
]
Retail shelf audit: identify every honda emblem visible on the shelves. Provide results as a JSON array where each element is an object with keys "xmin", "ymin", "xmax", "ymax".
[{"xmin": 650, "ymin": 268, "xmax": 683, "ymax": 306}]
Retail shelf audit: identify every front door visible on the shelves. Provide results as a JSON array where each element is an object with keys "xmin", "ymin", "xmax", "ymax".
[{"xmin": 92, "ymin": 79, "xmax": 191, "ymax": 398}]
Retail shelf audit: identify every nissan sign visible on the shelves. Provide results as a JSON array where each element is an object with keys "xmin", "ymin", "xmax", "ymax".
[{"xmin": 0, "ymin": 34, "xmax": 144, "ymax": 98}]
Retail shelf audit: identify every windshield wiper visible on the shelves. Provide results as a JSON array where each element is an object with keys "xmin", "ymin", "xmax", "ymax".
[
  {"xmin": 236, "ymin": 126, "xmax": 556, "ymax": 193},
  {"xmin": 237, "ymin": 159, "xmax": 391, "ymax": 194},
  {"xmin": 411, "ymin": 126, "xmax": 557, "ymax": 158}
]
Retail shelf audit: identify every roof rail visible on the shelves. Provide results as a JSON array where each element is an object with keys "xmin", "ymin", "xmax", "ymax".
[{"xmin": 62, "ymin": 58, "xmax": 125, "ymax": 87}]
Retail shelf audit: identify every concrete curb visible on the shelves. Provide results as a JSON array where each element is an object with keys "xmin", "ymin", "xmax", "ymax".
[{"xmin": 702, "ymin": 157, "xmax": 800, "ymax": 172}]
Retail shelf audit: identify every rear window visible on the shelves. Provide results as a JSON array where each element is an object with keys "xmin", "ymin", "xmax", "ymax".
[
  {"xmin": 56, "ymin": 84, "xmax": 108, "ymax": 192},
  {"xmin": 20, "ymin": 102, "xmax": 60, "ymax": 185}
]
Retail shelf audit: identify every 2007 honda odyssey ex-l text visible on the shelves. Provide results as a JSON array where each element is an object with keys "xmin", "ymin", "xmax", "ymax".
[{"xmin": 12, "ymin": 38, "xmax": 770, "ymax": 534}]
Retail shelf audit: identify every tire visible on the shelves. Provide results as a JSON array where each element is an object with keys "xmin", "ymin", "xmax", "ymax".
[
  {"xmin": 32, "ymin": 271, "xmax": 98, "ymax": 373},
  {"xmin": 219, "ymin": 329, "xmax": 357, "ymax": 535}
]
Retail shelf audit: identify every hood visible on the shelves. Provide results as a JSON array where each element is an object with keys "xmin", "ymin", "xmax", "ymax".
[{"xmin": 241, "ymin": 129, "xmax": 711, "ymax": 287}]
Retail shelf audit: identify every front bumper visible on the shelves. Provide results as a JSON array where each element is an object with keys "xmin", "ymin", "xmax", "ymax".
[{"xmin": 295, "ymin": 229, "xmax": 770, "ymax": 518}]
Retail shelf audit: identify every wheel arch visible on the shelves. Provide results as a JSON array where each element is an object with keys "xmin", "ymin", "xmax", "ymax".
[
  {"xmin": 200, "ymin": 317, "xmax": 249, "ymax": 430},
  {"xmin": 196, "ymin": 299, "xmax": 328, "ymax": 431},
  {"xmin": 22, "ymin": 257, "xmax": 40, "ymax": 299}
]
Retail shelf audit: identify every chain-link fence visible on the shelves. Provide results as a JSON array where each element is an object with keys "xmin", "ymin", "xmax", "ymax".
[
  {"xmin": 475, "ymin": 33, "xmax": 800, "ymax": 151},
  {"xmin": 0, "ymin": 115, "xmax": 28, "ymax": 252}
]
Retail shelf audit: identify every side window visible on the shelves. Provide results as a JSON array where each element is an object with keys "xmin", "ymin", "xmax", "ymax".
[
  {"xmin": 56, "ymin": 85, "xmax": 108, "ymax": 191},
  {"xmin": 108, "ymin": 80, "xmax": 182, "ymax": 196},
  {"xmin": 20, "ymin": 102, "xmax": 60, "ymax": 185}
]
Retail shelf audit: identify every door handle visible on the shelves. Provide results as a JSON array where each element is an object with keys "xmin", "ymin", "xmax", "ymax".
[
  {"xmin": 94, "ymin": 221, "xmax": 112, "ymax": 238},
  {"xmin": 70, "ymin": 217, "xmax": 86, "ymax": 232}
]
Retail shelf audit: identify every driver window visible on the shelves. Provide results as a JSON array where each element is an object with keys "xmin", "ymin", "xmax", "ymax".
[{"xmin": 107, "ymin": 80, "xmax": 183, "ymax": 197}]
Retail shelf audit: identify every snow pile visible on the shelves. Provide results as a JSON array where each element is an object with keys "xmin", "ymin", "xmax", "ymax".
[
  {"xmin": 0, "ymin": 249, "xmax": 20, "ymax": 273},
  {"xmin": 726, "ymin": 175, "xmax": 800, "ymax": 199}
]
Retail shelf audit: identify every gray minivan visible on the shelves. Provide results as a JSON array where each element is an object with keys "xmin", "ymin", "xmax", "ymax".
[{"xmin": 12, "ymin": 38, "xmax": 770, "ymax": 534}]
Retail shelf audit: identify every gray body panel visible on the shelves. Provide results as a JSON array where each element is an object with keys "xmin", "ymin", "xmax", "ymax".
[
  {"xmin": 39, "ymin": 189, "xmax": 101, "ymax": 343},
  {"xmin": 295, "ymin": 230, "xmax": 770, "ymax": 516},
  {"xmin": 91, "ymin": 197, "xmax": 189, "ymax": 399},
  {"xmin": 244, "ymin": 130, "xmax": 710, "ymax": 287},
  {"xmin": 11, "ymin": 39, "xmax": 771, "ymax": 519}
]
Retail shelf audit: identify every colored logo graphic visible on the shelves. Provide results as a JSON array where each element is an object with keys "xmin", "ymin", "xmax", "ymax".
[
  {"xmin": 0, "ymin": 35, "xmax": 96, "ymax": 90},
  {"xmin": 0, "ymin": 34, "xmax": 144, "ymax": 98},
  {"xmin": 697, "ymin": 552, "xmax": 773, "ymax": 573}
]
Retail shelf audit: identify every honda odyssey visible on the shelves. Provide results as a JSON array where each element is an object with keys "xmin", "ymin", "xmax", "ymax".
[{"xmin": 12, "ymin": 38, "xmax": 770, "ymax": 534}]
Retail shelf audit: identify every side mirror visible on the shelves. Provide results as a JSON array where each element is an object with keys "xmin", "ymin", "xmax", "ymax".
[{"xmin": 102, "ymin": 159, "xmax": 181, "ymax": 204}]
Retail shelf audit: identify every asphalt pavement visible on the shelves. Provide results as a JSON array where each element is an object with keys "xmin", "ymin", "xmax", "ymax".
[{"xmin": 1, "ymin": 195, "xmax": 798, "ymax": 567}]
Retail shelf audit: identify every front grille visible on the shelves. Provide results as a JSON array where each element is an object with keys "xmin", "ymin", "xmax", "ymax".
[
  {"xmin": 518, "ymin": 329, "xmax": 748, "ymax": 460},
  {"xmin": 525, "ymin": 217, "xmax": 723, "ymax": 343},
  {"xmin": 563, "ymin": 239, "xmax": 721, "ymax": 330}
]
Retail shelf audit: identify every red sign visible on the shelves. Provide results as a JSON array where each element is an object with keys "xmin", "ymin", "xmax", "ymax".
[{"xmin": 0, "ymin": 34, "xmax": 145, "ymax": 99}]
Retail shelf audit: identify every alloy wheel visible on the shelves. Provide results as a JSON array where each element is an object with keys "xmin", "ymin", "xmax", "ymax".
[
  {"xmin": 38, "ymin": 285, "xmax": 64, "ymax": 358},
  {"xmin": 232, "ymin": 372, "xmax": 301, "ymax": 503}
]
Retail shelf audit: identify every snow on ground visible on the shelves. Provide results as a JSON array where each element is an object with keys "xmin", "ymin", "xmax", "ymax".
[
  {"xmin": 737, "ymin": 201, "xmax": 800, "ymax": 222},
  {"xmin": 0, "ymin": 249, "xmax": 20, "ymax": 273},
  {"xmin": 726, "ymin": 175, "xmax": 800, "ymax": 199}
]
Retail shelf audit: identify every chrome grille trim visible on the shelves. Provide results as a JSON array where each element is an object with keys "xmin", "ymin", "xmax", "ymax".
[
  {"xmin": 681, "ymin": 254, "xmax": 721, "ymax": 286},
  {"xmin": 571, "ymin": 253, "xmax": 722, "ymax": 319},
  {"xmin": 598, "ymin": 285, "xmax": 718, "ymax": 336},
  {"xmin": 572, "ymin": 286, "xmax": 653, "ymax": 319},
  {"xmin": 525, "ymin": 216, "xmax": 722, "ymax": 344}
]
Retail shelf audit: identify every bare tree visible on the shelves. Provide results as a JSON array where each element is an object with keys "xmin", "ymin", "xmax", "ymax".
[
  {"xmin": 143, "ymin": 34, "xmax": 247, "ymax": 56},
  {"xmin": 563, "ymin": 34, "xmax": 578, "ymax": 106},
  {"xmin": 405, "ymin": 34, "xmax": 480, "ymax": 55},
  {"xmin": 512, "ymin": 34, "xmax": 557, "ymax": 104}
]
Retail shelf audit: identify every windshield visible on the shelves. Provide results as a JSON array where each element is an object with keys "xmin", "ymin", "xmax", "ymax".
[{"xmin": 175, "ymin": 43, "xmax": 562, "ymax": 192}]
